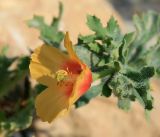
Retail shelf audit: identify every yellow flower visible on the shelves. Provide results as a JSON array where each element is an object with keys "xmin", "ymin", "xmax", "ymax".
[{"xmin": 29, "ymin": 32, "xmax": 92, "ymax": 123}]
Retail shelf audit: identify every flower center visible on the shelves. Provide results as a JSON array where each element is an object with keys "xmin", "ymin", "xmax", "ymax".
[{"xmin": 55, "ymin": 69, "xmax": 68, "ymax": 83}]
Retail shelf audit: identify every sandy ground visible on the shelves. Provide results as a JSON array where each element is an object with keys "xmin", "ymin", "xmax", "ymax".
[{"xmin": 0, "ymin": 0, "xmax": 160, "ymax": 137}]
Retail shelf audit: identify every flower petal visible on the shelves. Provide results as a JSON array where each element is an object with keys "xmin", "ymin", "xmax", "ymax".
[
  {"xmin": 35, "ymin": 81, "xmax": 70, "ymax": 123},
  {"xmin": 30, "ymin": 45, "xmax": 69, "ymax": 86},
  {"xmin": 64, "ymin": 32, "xmax": 84, "ymax": 66},
  {"xmin": 69, "ymin": 66, "xmax": 92, "ymax": 104},
  {"xmin": 29, "ymin": 61, "xmax": 54, "ymax": 86}
]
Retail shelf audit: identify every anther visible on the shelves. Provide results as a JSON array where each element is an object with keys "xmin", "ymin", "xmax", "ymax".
[{"xmin": 55, "ymin": 69, "xmax": 68, "ymax": 83}]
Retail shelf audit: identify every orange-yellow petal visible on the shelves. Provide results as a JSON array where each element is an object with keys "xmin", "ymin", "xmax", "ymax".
[
  {"xmin": 35, "ymin": 80, "xmax": 70, "ymax": 123},
  {"xmin": 69, "ymin": 66, "xmax": 92, "ymax": 104},
  {"xmin": 64, "ymin": 32, "xmax": 83, "ymax": 66},
  {"xmin": 29, "ymin": 61, "xmax": 54, "ymax": 86},
  {"xmin": 30, "ymin": 45, "xmax": 69, "ymax": 86}
]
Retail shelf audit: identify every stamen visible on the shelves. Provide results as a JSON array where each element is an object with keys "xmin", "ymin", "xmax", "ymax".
[
  {"xmin": 55, "ymin": 70, "xmax": 68, "ymax": 85},
  {"xmin": 66, "ymin": 67, "xmax": 69, "ymax": 73},
  {"xmin": 66, "ymin": 67, "xmax": 73, "ymax": 75}
]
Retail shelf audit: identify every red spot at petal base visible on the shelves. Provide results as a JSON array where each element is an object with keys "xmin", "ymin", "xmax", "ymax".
[
  {"xmin": 62, "ymin": 60, "xmax": 82, "ymax": 74},
  {"xmin": 61, "ymin": 60, "xmax": 92, "ymax": 99}
]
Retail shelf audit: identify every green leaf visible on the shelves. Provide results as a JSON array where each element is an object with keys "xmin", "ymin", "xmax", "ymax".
[
  {"xmin": 0, "ymin": 56, "xmax": 16, "ymax": 97},
  {"xmin": 123, "ymin": 32, "xmax": 136, "ymax": 48},
  {"xmin": 27, "ymin": 2, "xmax": 64, "ymax": 47},
  {"xmin": 102, "ymin": 82, "xmax": 112, "ymax": 97},
  {"xmin": 0, "ymin": 55, "xmax": 29, "ymax": 98},
  {"xmin": 113, "ymin": 61, "xmax": 121, "ymax": 72},
  {"xmin": 51, "ymin": 1, "xmax": 63, "ymax": 30},
  {"xmin": 27, "ymin": 15, "xmax": 45, "ymax": 29},
  {"xmin": 118, "ymin": 32, "xmax": 136, "ymax": 63},
  {"xmin": 87, "ymin": 15, "xmax": 106, "ymax": 37},
  {"xmin": 124, "ymin": 66, "xmax": 154, "ymax": 82},
  {"xmin": 140, "ymin": 66, "xmax": 155, "ymax": 79},
  {"xmin": 17, "ymin": 56, "xmax": 30, "ymax": 71},
  {"xmin": 75, "ymin": 45, "xmax": 99, "ymax": 67},
  {"xmin": 0, "ymin": 111, "xmax": 6, "ymax": 121},
  {"xmin": 118, "ymin": 98, "xmax": 131, "ymax": 111},
  {"xmin": 147, "ymin": 38, "xmax": 160, "ymax": 76},
  {"xmin": 128, "ymin": 11, "xmax": 160, "ymax": 63},
  {"xmin": 133, "ymin": 11, "xmax": 160, "ymax": 44},
  {"xmin": 109, "ymin": 67, "xmax": 154, "ymax": 111},
  {"xmin": 145, "ymin": 109, "xmax": 151, "ymax": 122},
  {"xmin": 88, "ymin": 43, "xmax": 101, "ymax": 53},
  {"xmin": 106, "ymin": 16, "xmax": 121, "ymax": 39},
  {"xmin": 35, "ymin": 84, "xmax": 47, "ymax": 94},
  {"xmin": 78, "ymin": 35, "xmax": 96, "ymax": 44},
  {"xmin": 132, "ymin": 89, "xmax": 145, "ymax": 107}
]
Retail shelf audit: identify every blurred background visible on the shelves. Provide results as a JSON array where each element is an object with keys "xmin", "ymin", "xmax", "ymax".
[{"xmin": 0, "ymin": 0, "xmax": 160, "ymax": 137}]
